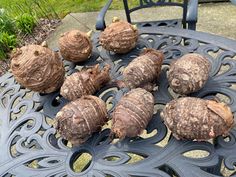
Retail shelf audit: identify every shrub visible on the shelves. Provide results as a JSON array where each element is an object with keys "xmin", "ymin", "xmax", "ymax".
[
  {"xmin": 16, "ymin": 13, "xmax": 37, "ymax": 34},
  {"xmin": 0, "ymin": 32, "xmax": 17, "ymax": 60},
  {"xmin": 0, "ymin": 48, "xmax": 6, "ymax": 60},
  {"xmin": 0, "ymin": 8, "xmax": 16, "ymax": 34}
]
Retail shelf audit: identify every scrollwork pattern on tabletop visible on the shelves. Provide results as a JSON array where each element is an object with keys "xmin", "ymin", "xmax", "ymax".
[{"xmin": 0, "ymin": 30, "xmax": 236, "ymax": 176}]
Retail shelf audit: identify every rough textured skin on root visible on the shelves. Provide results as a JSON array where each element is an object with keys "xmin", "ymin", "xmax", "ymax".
[
  {"xmin": 11, "ymin": 45, "xmax": 65, "ymax": 93},
  {"xmin": 99, "ymin": 20, "xmax": 138, "ymax": 54},
  {"xmin": 168, "ymin": 53, "xmax": 210, "ymax": 94},
  {"xmin": 206, "ymin": 100, "xmax": 234, "ymax": 128},
  {"xmin": 112, "ymin": 88, "xmax": 154, "ymax": 139},
  {"xmin": 161, "ymin": 97, "xmax": 234, "ymax": 140},
  {"xmin": 123, "ymin": 48, "xmax": 164, "ymax": 89},
  {"xmin": 59, "ymin": 30, "xmax": 92, "ymax": 62},
  {"xmin": 54, "ymin": 95, "xmax": 108, "ymax": 145},
  {"xmin": 60, "ymin": 64, "xmax": 110, "ymax": 101}
]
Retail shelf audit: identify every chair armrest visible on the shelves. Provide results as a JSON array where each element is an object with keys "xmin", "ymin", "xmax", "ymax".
[
  {"xmin": 186, "ymin": 0, "xmax": 198, "ymax": 23},
  {"xmin": 96, "ymin": 0, "xmax": 113, "ymax": 31}
]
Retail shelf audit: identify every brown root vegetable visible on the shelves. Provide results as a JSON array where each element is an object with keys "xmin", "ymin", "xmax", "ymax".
[
  {"xmin": 54, "ymin": 95, "xmax": 108, "ymax": 145},
  {"xmin": 59, "ymin": 30, "xmax": 92, "ymax": 62},
  {"xmin": 60, "ymin": 64, "xmax": 110, "ymax": 101},
  {"xmin": 122, "ymin": 48, "xmax": 164, "ymax": 89},
  {"xmin": 168, "ymin": 53, "xmax": 211, "ymax": 94},
  {"xmin": 111, "ymin": 88, "xmax": 154, "ymax": 139},
  {"xmin": 161, "ymin": 97, "xmax": 234, "ymax": 141},
  {"xmin": 99, "ymin": 17, "xmax": 138, "ymax": 54},
  {"xmin": 10, "ymin": 45, "xmax": 65, "ymax": 93}
]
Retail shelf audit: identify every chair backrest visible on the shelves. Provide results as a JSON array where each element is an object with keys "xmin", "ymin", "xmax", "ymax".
[{"xmin": 123, "ymin": 0, "xmax": 188, "ymax": 25}]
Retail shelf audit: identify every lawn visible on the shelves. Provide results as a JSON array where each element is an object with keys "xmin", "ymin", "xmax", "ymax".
[
  {"xmin": 0, "ymin": 0, "xmax": 182, "ymax": 18},
  {"xmin": 0, "ymin": 0, "xmax": 139, "ymax": 18}
]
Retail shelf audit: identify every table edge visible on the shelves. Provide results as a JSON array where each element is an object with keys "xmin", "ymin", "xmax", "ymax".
[{"xmin": 139, "ymin": 27, "xmax": 236, "ymax": 53}]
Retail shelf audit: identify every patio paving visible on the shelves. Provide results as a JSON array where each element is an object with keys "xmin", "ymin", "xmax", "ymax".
[{"xmin": 47, "ymin": 2, "xmax": 236, "ymax": 49}]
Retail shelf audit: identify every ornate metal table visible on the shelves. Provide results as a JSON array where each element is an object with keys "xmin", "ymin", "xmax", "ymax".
[{"xmin": 1, "ymin": 27, "xmax": 236, "ymax": 177}]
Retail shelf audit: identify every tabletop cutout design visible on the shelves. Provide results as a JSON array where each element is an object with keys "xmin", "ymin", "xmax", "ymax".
[{"xmin": 0, "ymin": 29, "xmax": 236, "ymax": 177}]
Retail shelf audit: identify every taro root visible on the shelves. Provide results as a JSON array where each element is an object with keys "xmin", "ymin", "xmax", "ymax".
[
  {"xmin": 59, "ymin": 30, "xmax": 92, "ymax": 62},
  {"xmin": 54, "ymin": 95, "xmax": 108, "ymax": 145},
  {"xmin": 10, "ymin": 44, "xmax": 65, "ymax": 93},
  {"xmin": 121, "ymin": 48, "xmax": 164, "ymax": 89},
  {"xmin": 168, "ymin": 53, "xmax": 211, "ymax": 94},
  {"xmin": 161, "ymin": 97, "xmax": 234, "ymax": 141},
  {"xmin": 99, "ymin": 17, "xmax": 138, "ymax": 54},
  {"xmin": 60, "ymin": 64, "xmax": 110, "ymax": 101},
  {"xmin": 111, "ymin": 88, "xmax": 154, "ymax": 139}
]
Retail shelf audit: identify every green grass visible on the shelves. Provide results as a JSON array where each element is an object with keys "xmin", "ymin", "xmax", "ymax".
[
  {"xmin": 16, "ymin": 13, "xmax": 37, "ymax": 34},
  {"xmin": 0, "ymin": 32, "xmax": 17, "ymax": 60},
  {"xmin": 0, "ymin": 9, "xmax": 16, "ymax": 34},
  {"xmin": 0, "ymin": 0, "xmax": 183, "ymax": 19},
  {"xmin": 0, "ymin": 0, "xmax": 140, "ymax": 18}
]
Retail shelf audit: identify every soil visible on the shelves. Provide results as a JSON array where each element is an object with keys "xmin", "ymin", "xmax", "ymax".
[
  {"xmin": 0, "ymin": 18, "xmax": 61, "ymax": 77},
  {"xmin": 0, "ymin": 60, "xmax": 10, "ymax": 77},
  {"xmin": 19, "ymin": 18, "xmax": 61, "ymax": 47}
]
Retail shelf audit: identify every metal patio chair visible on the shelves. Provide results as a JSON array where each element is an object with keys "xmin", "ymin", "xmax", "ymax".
[{"xmin": 96, "ymin": 0, "xmax": 198, "ymax": 31}]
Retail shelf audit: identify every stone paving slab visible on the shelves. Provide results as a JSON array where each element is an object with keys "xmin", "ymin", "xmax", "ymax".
[{"xmin": 47, "ymin": 14, "xmax": 91, "ymax": 49}]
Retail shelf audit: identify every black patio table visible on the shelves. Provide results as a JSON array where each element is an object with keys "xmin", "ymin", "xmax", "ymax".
[{"xmin": 1, "ymin": 27, "xmax": 236, "ymax": 177}]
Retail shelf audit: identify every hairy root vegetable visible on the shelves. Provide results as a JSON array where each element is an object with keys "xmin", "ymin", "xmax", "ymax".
[
  {"xmin": 168, "ymin": 53, "xmax": 210, "ymax": 94},
  {"xmin": 121, "ymin": 48, "xmax": 164, "ymax": 89},
  {"xmin": 99, "ymin": 17, "xmax": 138, "ymax": 54},
  {"xmin": 111, "ymin": 88, "xmax": 154, "ymax": 139},
  {"xmin": 60, "ymin": 64, "xmax": 110, "ymax": 101},
  {"xmin": 161, "ymin": 97, "xmax": 234, "ymax": 141},
  {"xmin": 59, "ymin": 30, "xmax": 93, "ymax": 62},
  {"xmin": 54, "ymin": 95, "xmax": 108, "ymax": 145},
  {"xmin": 10, "ymin": 45, "xmax": 65, "ymax": 93}
]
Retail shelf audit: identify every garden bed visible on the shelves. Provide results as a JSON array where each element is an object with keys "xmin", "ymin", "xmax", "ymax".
[
  {"xmin": 0, "ymin": 17, "xmax": 61, "ymax": 76},
  {"xmin": 19, "ymin": 18, "xmax": 61, "ymax": 47}
]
